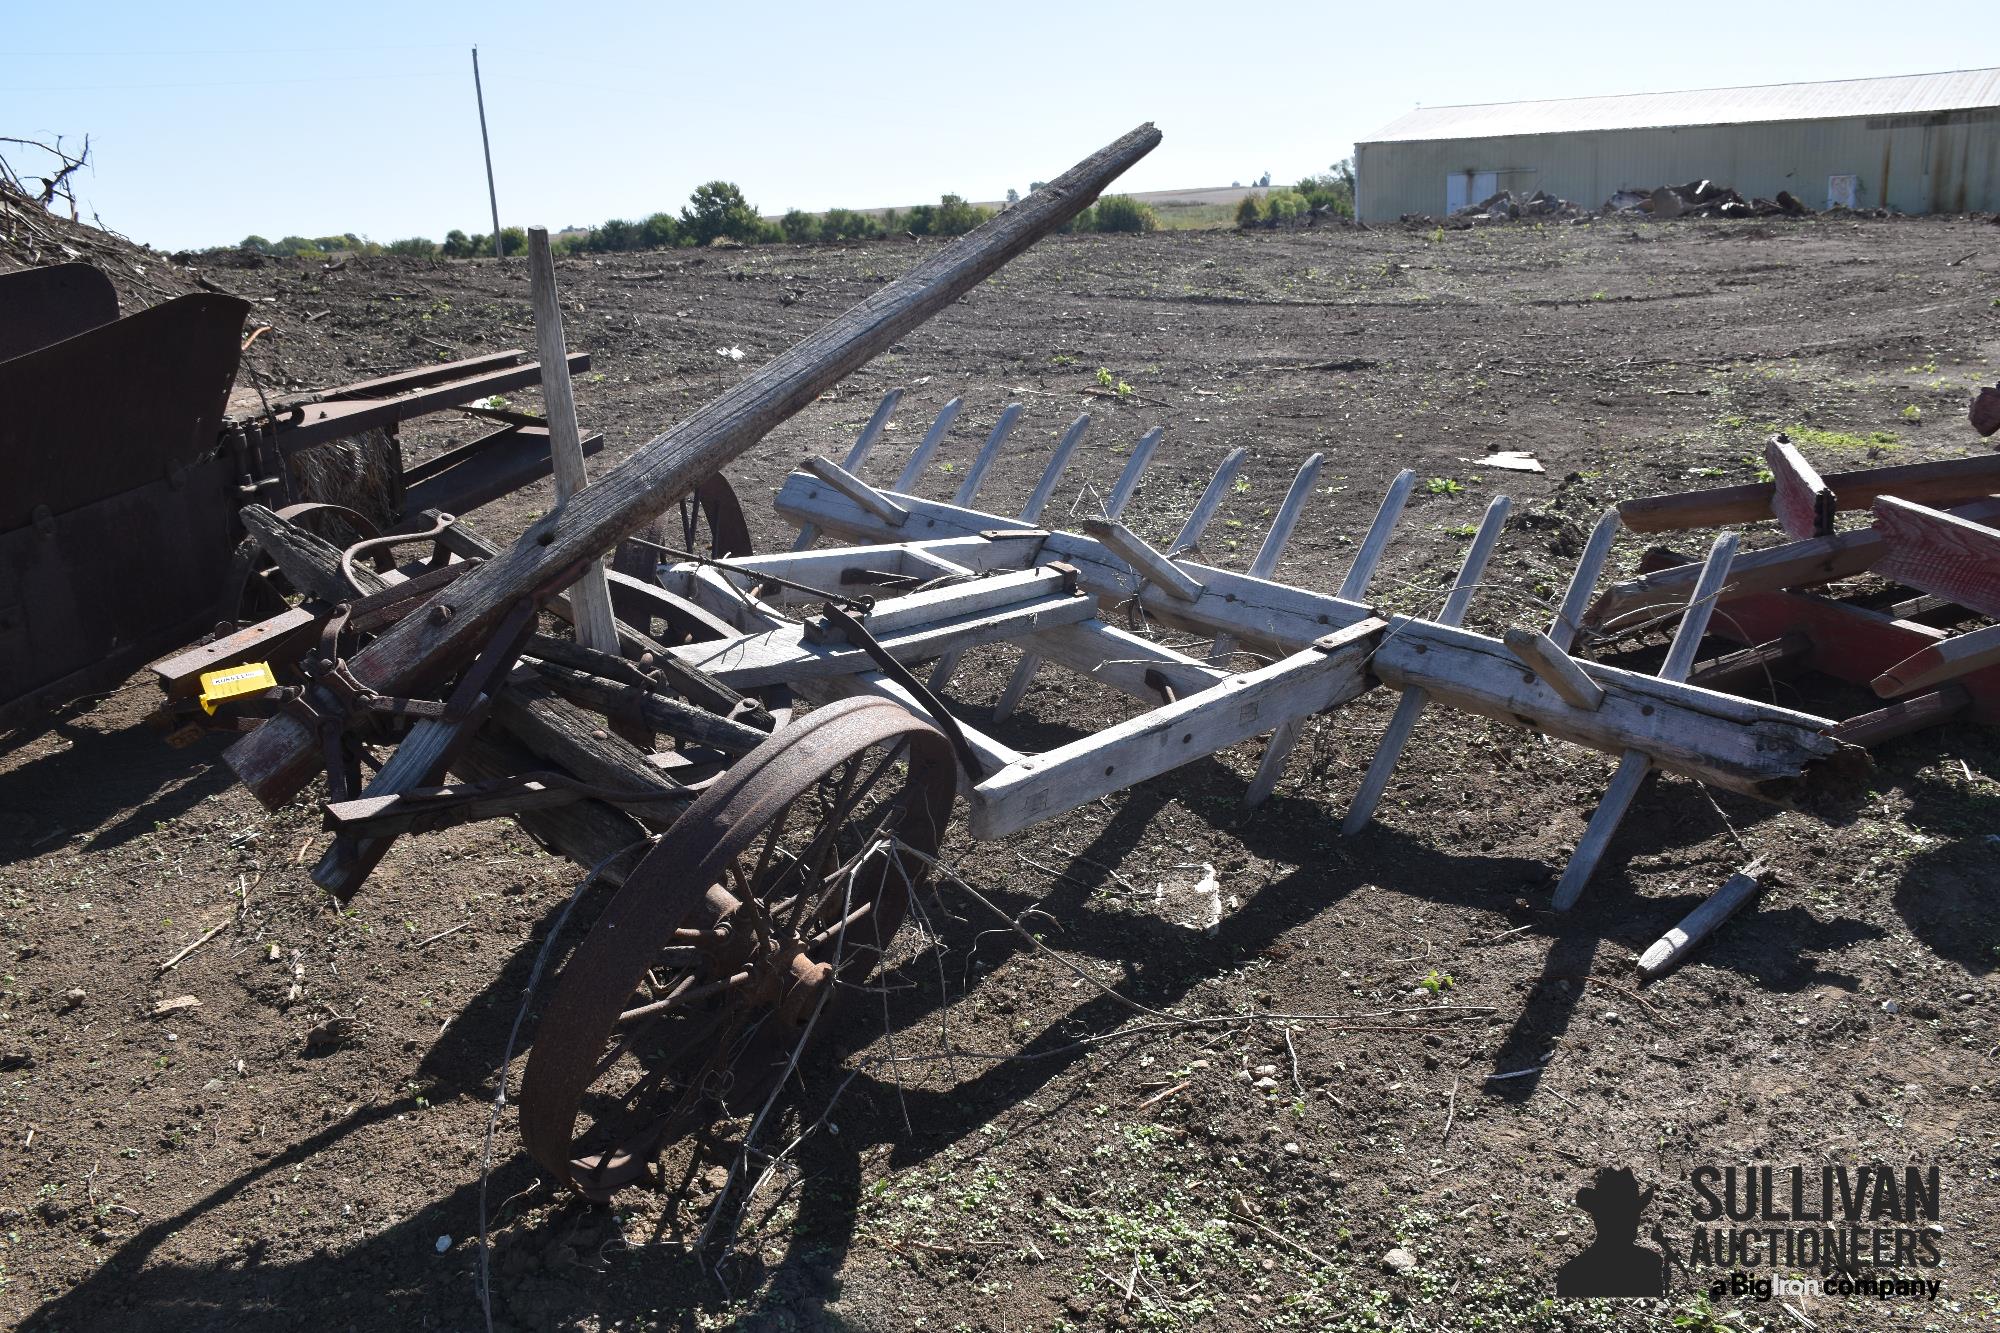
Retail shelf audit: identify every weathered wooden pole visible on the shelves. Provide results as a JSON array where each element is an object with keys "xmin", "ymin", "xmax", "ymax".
[{"xmin": 226, "ymin": 123, "xmax": 1163, "ymax": 807}]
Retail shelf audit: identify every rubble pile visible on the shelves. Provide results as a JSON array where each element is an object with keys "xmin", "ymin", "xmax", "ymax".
[{"xmin": 1604, "ymin": 179, "xmax": 1816, "ymax": 220}]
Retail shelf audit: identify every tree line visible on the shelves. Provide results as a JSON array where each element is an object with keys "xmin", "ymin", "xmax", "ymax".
[
  {"xmin": 233, "ymin": 180, "xmax": 1164, "ymax": 261},
  {"xmin": 1234, "ymin": 160, "xmax": 1355, "ymax": 227}
]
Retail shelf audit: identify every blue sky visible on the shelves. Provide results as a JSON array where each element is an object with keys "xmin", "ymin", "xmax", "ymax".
[{"xmin": 5, "ymin": 0, "xmax": 1992, "ymax": 249}]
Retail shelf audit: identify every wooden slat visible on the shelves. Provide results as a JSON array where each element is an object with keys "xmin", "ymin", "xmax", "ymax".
[
  {"xmin": 527, "ymin": 228, "xmax": 618, "ymax": 654},
  {"xmin": 1870, "ymin": 495, "xmax": 2000, "ymax": 619},
  {"xmin": 969, "ymin": 618, "xmax": 1385, "ymax": 839},
  {"xmin": 951, "ymin": 402, "xmax": 1023, "ymax": 506},
  {"xmin": 995, "ymin": 428, "xmax": 1160, "ymax": 721},
  {"xmin": 793, "ymin": 386, "xmax": 903, "ymax": 549},
  {"xmin": 1833, "ymin": 686, "xmax": 1970, "ymax": 747},
  {"xmin": 890, "ymin": 397, "xmax": 964, "ymax": 493},
  {"xmin": 1335, "ymin": 494, "xmax": 1510, "ymax": 826},
  {"xmin": 1338, "ymin": 469, "xmax": 1417, "ymax": 600},
  {"xmin": 1210, "ymin": 452, "xmax": 1324, "ymax": 666},
  {"xmin": 803, "ymin": 455, "xmax": 910, "ymax": 527},
  {"xmin": 1169, "ymin": 447, "xmax": 1248, "ymax": 556},
  {"xmin": 1618, "ymin": 449, "xmax": 2000, "ymax": 534},
  {"xmin": 1765, "ymin": 436, "xmax": 1835, "ymax": 540},
  {"xmin": 1083, "ymin": 518, "xmax": 1204, "ymax": 602},
  {"xmin": 223, "ymin": 122, "xmax": 1164, "ymax": 808},
  {"xmin": 1019, "ymin": 618, "xmax": 1231, "ymax": 704},
  {"xmin": 1503, "ymin": 627, "xmax": 1607, "ymax": 711},
  {"xmin": 1872, "ymin": 622, "xmax": 2000, "ymax": 697},
  {"xmin": 1554, "ymin": 533, "xmax": 1738, "ymax": 911},
  {"xmin": 1552, "ymin": 508, "xmax": 1623, "ymax": 652},
  {"xmin": 1019, "ymin": 414, "xmax": 1091, "ymax": 523},
  {"xmin": 150, "ymin": 607, "xmax": 318, "ymax": 700}
]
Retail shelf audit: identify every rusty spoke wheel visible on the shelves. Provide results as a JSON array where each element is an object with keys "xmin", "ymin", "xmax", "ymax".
[{"xmin": 520, "ymin": 697, "xmax": 955, "ymax": 1201}]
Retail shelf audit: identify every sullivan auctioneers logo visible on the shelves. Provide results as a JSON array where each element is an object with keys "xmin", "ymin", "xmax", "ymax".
[{"xmin": 1555, "ymin": 1164, "xmax": 1943, "ymax": 1304}]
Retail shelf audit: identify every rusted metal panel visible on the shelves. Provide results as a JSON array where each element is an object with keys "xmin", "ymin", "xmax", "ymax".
[{"xmin": 0, "ymin": 263, "xmax": 118, "ymax": 362}]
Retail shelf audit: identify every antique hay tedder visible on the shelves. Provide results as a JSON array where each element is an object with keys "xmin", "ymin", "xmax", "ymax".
[{"xmin": 157, "ymin": 123, "xmax": 1889, "ymax": 1202}]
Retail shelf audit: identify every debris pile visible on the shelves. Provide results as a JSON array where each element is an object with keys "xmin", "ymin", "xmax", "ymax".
[{"xmin": 1604, "ymin": 180, "xmax": 1815, "ymax": 219}]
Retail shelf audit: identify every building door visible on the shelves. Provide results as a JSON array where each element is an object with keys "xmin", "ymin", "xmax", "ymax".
[
  {"xmin": 1827, "ymin": 175, "xmax": 1859, "ymax": 209},
  {"xmin": 1446, "ymin": 171, "xmax": 1497, "ymax": 213}
]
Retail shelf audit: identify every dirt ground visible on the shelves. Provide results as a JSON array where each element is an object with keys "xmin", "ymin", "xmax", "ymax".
[{"xmin": 2, "ymin": 210, "xmax": 1998, "ymax": 1332}]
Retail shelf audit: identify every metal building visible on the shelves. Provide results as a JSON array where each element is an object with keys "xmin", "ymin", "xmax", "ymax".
[{"xmin": 1355, "ymin": 67, "xmax": 2000, "ymax": 221}]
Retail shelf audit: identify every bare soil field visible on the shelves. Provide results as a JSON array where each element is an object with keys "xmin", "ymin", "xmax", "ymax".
[{"xmin": 2, "ymin": 213, "xmax": 1997, "ymax": 1332}]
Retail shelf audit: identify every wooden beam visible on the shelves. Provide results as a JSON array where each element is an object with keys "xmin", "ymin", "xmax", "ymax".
[
  {"xmin": 1551, "ymin": 508, "xmax": 1622, "ymax": 652},
  {"xmin": 1872, "ymin": 622, "xmax": 2000, "ymax": 697},
  {"xmin": 1337, "ymin": 469, "xmax": 1417, "ymax": 600},
  {"xmin": 995, "ymin": 429, "xmax": 1160, "ymax": 721},
  {"xmin": 1688, "ymin": 633, "xmax": 1810, "ymax": 691},
  {"xmin": 1766, "ymin": 435, "xmax": 1834, "ymax": 539},
  {"xmin": 1870, "ymin": 495, "xmax": 2000, "ymax": 619},
  {"xmin": 1171, "ymin": 447, "xmax": 1248, "ymax": 556},
  {"xmin": 1083, "ymin": 518, "xmax": 1204, "ymax": 602},
  {"xmin": 803, "ymin": 455, "xmax": 909, "ymax": 526},
  {"xmin": 1503, "ymin": 626, "xmax": 1607, "ymax": 711},
  {"xmin": 151, "ymin": 607, "xmax": 318, "ymax": 700},
  {"xmin": 1335, "ymin": 494, "xmax": 1510, "ymax": 826},
  {"xmin": 1617, "ymin": 449, "xmax": 2000, "ymax": 534},
  {"xmin": 1584, "ymin": 499, "xmax": 2000, "ymax": 635},
  {"xmin": 969, "ymin": 618, "xmax": 1385, "ymax": 839},
  {"xmin": 238, "ymin": 504, "xmax": 391, "ymax": 602},
  {"xmin": 1555, "ymin": 533, "xmax": 1737, "ymax": 910},
  {"xmin": 950, "ymin": 403, "xmax": 1023, "ymax": 506},
  {"xmin": 526, "ymin": 228, "xmax": 618, "ymax": 654},
  {"xmin": 1019, "ymin": 413, "xmax": 1090, "ymax": 523},
  {"xmin": 793, "ymin": 386, "xmax": 902, "ymax": 549},
  {"xmin": 524, "ymin": 659, "xmax": 771, "ymax": 754},
  {"xmin": 890, "ymin": 396, "xmax": 964, "ymax": 493},
  {"xmin": 1210, "ymin": 452, "xmax": 1323, "ymax": 666},
  {"xmin": 223, "ymin": 122, "xmax": 1164, "ymax": 808},
  {"xmin": 1833, "ymin": 686, "xmax": 1970, "ymax": 747}
]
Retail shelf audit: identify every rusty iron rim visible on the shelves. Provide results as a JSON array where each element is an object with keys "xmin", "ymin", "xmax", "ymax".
[{"xmin": 518, "ymin": 696, "xmax": 954, "ymax": 1199}]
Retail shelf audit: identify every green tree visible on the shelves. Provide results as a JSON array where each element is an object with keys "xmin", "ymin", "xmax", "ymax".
[
  {"xmin": 386, "ymin": 236, "xmax": 438, "ymax": 257},
  {"xmin": 1093, "ymin": 195, "xmax": 1157, "ymax": 233},
  {"xmin": 639, "ymin": 213, "xmax": 682, "ymax": 249},
  {"xmin": 681, "ymin": 180, "xmax": 761, "ymax": 245},
  {"xmin": 1235, "ymin": 194, "xmax": 1261, "ymax": 228},
  {"xmin": 1264, "ymin": 188, "xmax": 1308, "ymax": 223},
  {"xmin": 442, "ymin": 229, "xmax": 475, "ymax": 258},
  {"xmin": 239, "ymin": 234, "xmax": 271, "ymax": 253},
  {"xmin": 780, "ymin": 209, "xmax": 816, "ymax": 243},
  {"xmin": 820, "ymin": 208, "xmax": 878, "ymax": 242},
  {"xmin": 1297, "ymin": 158, "xmax": 1356, "ymax": 218},
  {"xmin": 932, "ymin": 193, "xmax": 990, "ymax": 236}
]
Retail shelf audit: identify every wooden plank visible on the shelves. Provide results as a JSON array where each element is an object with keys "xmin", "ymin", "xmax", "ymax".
[
  {"xmin": 1554, "ymin": 532, "xmax": 1738, "ymax": 911},
  {"xmin": 238, "ymin": 504, "xmax": 392, "ymax": 602},
  {"xmin": 1617, "ymin": 449, "xmax": 2000, "ymax": 534},
  {"xmin": 996, "ymin": 425, "xmax": 1162, "ymax": 720},
  {"xmin": 1020, "ymin": 414, "xmax": 1090, "ymax": 523},
  {"xmin": 1503, "ymin": 627, "xmax": 1607, "ymax": 711},
  {"xmin": 1872, "ymin": 621, "xmax": 2000, "ymax": 697},
  {"xmin": 1210, "ymin": 453, "xmax": 1323, "ymax": 665},
  {"xmin": 969, "ymin": 618, "xmax": 1385, "ymax": 839},
  {"xmin": 774, "ymin": 474, "xmax": 1376, "ymax": 654},
  {"xmin": 1169, "ymin": 447, "xmax": 1248, "ymax": 556},
  {"xmin": 524, "ymin": 660, "xmax": 771, "ymax": 754},
  {"xmin": 1636, "ymin": 869, "xmax": 1762, "ymax": 982},
  {"xmin": 1018, "ymin": 618, "xmax": 1231, "ymax": 703},
  {"xmin": 1551, "ymin": 508, "xmax": 1622, "ymax": 652},
  {"xmin": 1083, "ymin": 518, "xmax": 1204, "ymax": 602},
  {"xmin": 1337, "ymin": 469, "xmax": 1417, "ymax": 600},
  {"xmin": 223, "ymin": 122, "xmax": 1164, "ymax": 808},
  {"xmin": 1833, "ymin": 686, "xmax": 1970, "ymax": 747},
  {"xmin": 792, "ymin": 386, "xmax": 903, "ymax": 549},
  {"xmin": 527, "ymin": 228, "xmax": 619, "ymax": 654},
  {"xmin": 1335, "ymin": 493, "xmax": 1510, "ymax": 826},
  {"xmin": 452, "ymin": 731, "xmax": 647, "ymax": 882},
  {"xmin": 803, "ymin": 456, "xmax": 909, "ymax": 526},
  {"xmin": 951, "ymin": 402, "xmax": 1023, "ymax": 506},
  {"xmin": 1870, "ymin": 495, "xmax": 2000, "ymax": 619},
  {"xmin": 1688, "ymin": 633, "xmax": 1811, "ymax": 691},
  {"xmin": 150, "ymin": 607, "xmax": 318, "ymax": 700},
  {"xmin": 1592, "ymin": 496, "xmax": 2000, "ymax": 634},
  {"xmin": 890, "ymin": 397, "xmax": 964, "ymax": 493},
  {"xmin": 804, "ymin": 565, "xmax": 1074, "ymax": 642},
  {"xmin": 670, "ymin": 589, "xmax": 1095, "ymax": 689},
  {"xmin": 1766, "ymin": 436, "xmax": 1834, "ymax": 539}
]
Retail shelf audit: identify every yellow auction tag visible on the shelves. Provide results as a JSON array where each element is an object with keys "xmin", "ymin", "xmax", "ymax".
[{"xmin": 198, "ymin": 662, "xmax": 278, "ymax": 714}]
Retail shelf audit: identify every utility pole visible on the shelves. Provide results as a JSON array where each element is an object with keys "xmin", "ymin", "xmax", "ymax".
[{"xmin": 471, "ymin": 45, "xmax": 504, "ymax": 259}]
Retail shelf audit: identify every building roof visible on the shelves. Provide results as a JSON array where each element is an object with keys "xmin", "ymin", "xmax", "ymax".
[{"xmin": 1361, "ymin": 67, "xmax": 2000, "ymax": 144}]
